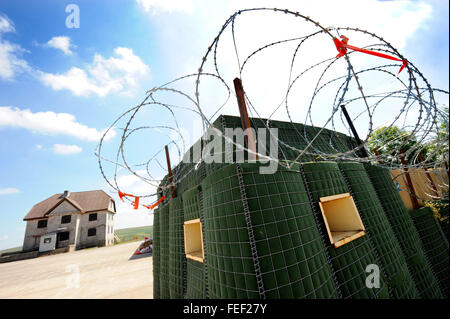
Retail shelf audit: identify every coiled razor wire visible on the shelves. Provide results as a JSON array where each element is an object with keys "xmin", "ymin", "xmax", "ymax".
[{"xmin": 95, "ymin": 8, "xmax": 449, "ymax": 209}]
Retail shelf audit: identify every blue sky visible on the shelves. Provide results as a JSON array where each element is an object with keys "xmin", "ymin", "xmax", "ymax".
[{"xmin": 0, "ymin": 0, "xmax": 448, "ymax": 250}]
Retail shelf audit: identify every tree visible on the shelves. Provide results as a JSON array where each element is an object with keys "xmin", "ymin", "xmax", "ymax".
[{"xmin": 367, "ymin": 126, "xmax": 425, "ymax": 164}]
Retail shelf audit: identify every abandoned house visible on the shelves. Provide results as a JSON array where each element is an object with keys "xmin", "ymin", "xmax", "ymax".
[{"xmin": 22, "ymin": 190, "xmax": 116, "ymax": 252}]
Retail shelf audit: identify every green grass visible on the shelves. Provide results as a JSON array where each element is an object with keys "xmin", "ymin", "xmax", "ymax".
[
  {"xmin": 0, "ymin": 246, "xmax": 22, "ymax": 255},
  {"xmin": 115, "ymin": 225, "xmax": 153, "ymax": 243}
]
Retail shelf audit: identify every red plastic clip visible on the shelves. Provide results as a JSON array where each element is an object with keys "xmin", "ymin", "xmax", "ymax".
[
  {"xmin": 333, "ymin": 35, "xmax": 407, "ymax": 74},
  {"xmin": 143, "ymin": 196, "xmax": 166, "ymax": 210},
  {"xmin": 131, "ymin": 196, "xmax": 139, "ymax": 210},
  {"xmin": 118, "ymin": 190, "xmax": 133, "ymax": 202}
]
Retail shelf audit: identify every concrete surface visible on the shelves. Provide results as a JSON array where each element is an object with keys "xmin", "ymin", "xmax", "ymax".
[{"xmin": 0, "ymin": 241, "xmax": 153, "ymax": 299}]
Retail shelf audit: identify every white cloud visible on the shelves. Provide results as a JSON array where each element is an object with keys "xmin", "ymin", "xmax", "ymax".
[
  {"xmin": 108, "ymin": 172, "xmax": 160, "ymax": 229},
  {"xmin": 136, "ymin": 0, "xmax": 196, "ymax": 14},
  {"xmin": 53, "ymin": 144, "xmax": 82, "ymax": 155},
  {"xmin": 0, "ymin": 235, "xmax": 9, "ymax": 240},
  {"xmin": 0, "ymin": 106, "xmax": 116, "ymax": 142},
  {"xmin": 46, "ymin": 36, "xmax": 75, "ymax": 55},
  {"xmin": 0, "ymin": 14, "xmax": 14, "ymax": 33},
  {"xmin": 0, "ymin": 188, "xmax": 20, "ymax": 195},
  {"xmin": 40, "ymin": 47, "xmax": 150, "ymax": 97},
  {"xmin": 35, "ymin": 144, "xmax": 43, "ymax": 150},
  {"xmin": 0, "ymin": 14, "xmax": 30, "ymax": 80}
]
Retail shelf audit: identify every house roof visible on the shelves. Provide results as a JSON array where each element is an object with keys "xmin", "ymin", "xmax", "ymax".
[{"xmin": 24, "ymin": 190, "xmax": 114, "ymax": 221}]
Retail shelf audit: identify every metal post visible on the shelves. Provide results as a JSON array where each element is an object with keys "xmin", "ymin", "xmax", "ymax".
[
  {"xmin": 399, "ymin": 148, "xmax": 420, "ymax": 209},
  {"xmin": 372, "ymin": 147, "xmax": 384, "ymax": 164},
  {"xmin": 233, "ymin": 78, "xmax": 257, "ymax": 160},
  {"xmin": 340, "ymin": 105, "xmax": 369, "ymax": 158},
  {"xmin": 165, "ymin": 145, "xmax": 176, "ymax": 198}
]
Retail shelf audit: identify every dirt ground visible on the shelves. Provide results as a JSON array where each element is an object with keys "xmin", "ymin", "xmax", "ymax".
[{"xmin": 0, "ymin": 241, "xmax": 153, "ymax": 299}]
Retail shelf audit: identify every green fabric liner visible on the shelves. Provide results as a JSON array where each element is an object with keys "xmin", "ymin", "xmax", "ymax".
[
  {"xmin": 153, "ymin": 115, "xmax": 445, "ymax": 299},
  {"xmin": 169, "ymin": 197, "xmax": 186, "ymax": 299},
  {"xmin": 186, "ymin": 259, "xmax": 207, "ymax": 299},
  {"xmin": 302, "ymin": 161, "xmax": 390, "ymax": 299},
  {"xmin": 410, "ymin": 207, "xmax": 449, "ymax": 298},
  {"xmin": 365, "ymin": 165, "xmax": 443, "ymax": 299},
  {"xmin": 153, "ymin": 207, "xmax": 160, "ymax": 299},
  {"xmin": 338, "ymin": 162, "xmax": 419, "ymax": 299},
  {"xmin": 202, "ymin": 163, "xmax": 339, "ymax": 298},
  {"xmin": 182, "ymin": 185, "xmax": 207, "ymax": 299},
  {"xmin": 159, "ymin": 202, "xmax": 170, "ymax": 299}
]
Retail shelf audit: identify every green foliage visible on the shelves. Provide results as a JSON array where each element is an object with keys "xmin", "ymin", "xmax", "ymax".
[
  {"xmin": 367, "ymin": 126, "xmax": 428, "ymax": 163},
  {"xmin": 114, "ymin": 226, "xmax": 153, "ymax": 243},
  {"xmin": 427, "ymin": 107, "xmax": 449, "ymax": 161}
]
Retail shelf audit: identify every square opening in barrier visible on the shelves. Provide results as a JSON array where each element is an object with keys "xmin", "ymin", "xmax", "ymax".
[
  {"xmin": 184, "ymin": 218, "xmax": 204, "ymax": 263},
  {"xmin": 318, "ymin": 193, "xmax": 366, "ymax": 248}
]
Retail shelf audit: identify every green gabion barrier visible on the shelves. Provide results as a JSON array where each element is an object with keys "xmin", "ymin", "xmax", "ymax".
[
  {"xmin": 159, "ymin": 202, "xmax": 170, "ymax": 299},
  {"xmin": 169, "ymin": 197, "xmax": 186, "ymax": 299},
  {"xmin": 338, "ymin": 162, "xmax": 419, "ymax": 298},
  {"xmin": 201, "ymin": 163, "xmax": 340, "ymax": 299},
  {"xmin": 153, "ymin": 207, "xmax": 160, "ymax": 299},
  {"xmin": 411, "ymin": 207, "xmax": 449, "ymax": 298},
  {"xmin": 365, "ymin": 165, "xmax": 443, "ymax": 299},
  {"xmin": 186, "ymin": 259, "xmax": 207, "ymax": 298},
  {"xmin": 301, "ymin": 162, "xmax": 390, "ymax": 299},
  {"xmin": 183, "ymin": 185, "xmax": 207, "ymax": 299}
]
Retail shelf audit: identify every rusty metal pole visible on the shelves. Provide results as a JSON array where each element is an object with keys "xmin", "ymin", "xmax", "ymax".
[
  {"xmin": 165, "ymin": 145, "xmax": 176, "ymax": 198},
  {"xmin": 233, "ymin": 78, "xmax": 257, "ymax": 161},
  {"xmin": 399, "ymin": 148, "xmax": 420, "ymax": 209},
  {"xmin": 372, "ymin": 147, "xmax": 384, "ymax": 164},
  {"xmin": 418, "ymin": 153, "xmax": 439, "ymax": 198},
  {"xmin": 340, "ymin": 105, "xmax": 369, "ymax": 158}
]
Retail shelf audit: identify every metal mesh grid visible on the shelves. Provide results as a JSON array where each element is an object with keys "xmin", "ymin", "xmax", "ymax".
[
  {"xmin": 152, "ymin": 207, "xmax": 160, "ymax": 299},
  {"xmin": 183, "ymin": 186, "xmax": 207, "ymax": 299},
  {"xmin": 338, "ymin": 162, "xmax": 419, "ymax": 298},
  {"xmin": 410, "ymin": 207, "xmax": 449, "ymax": 298},
  {"xmin": 365, "ymin": 164, "xmax": 443, "ymax": 299},
  {"xmin": 159, "ymin": 202, "xmax": 170, "ymax": 299},
  {"xmin": 169, "ymin": 197, "xmax": 186, "ymax": 299},
  {"xmin": 202, "ymin": 164, "xmax": 259, "ymax": 299},
  {"xmin": 301, "ymin": 161, "xmax": 390, "ymax": 299},
  {"xmin": 201, "ymin": 162, "xmax": 340, "ymax": 299}
]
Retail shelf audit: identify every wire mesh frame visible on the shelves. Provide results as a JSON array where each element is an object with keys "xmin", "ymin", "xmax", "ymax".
[
  {"xmin": 300, "ymin": 162, "xmax": 390, "ymax": 299},
  {"xmin": 168, "ymin": 197, "xmax": 186, "ymax": 299},
  {"xmin": 202, "ymin": 163, "xmax": 342, "ymax": 298},
  {"xmin": 242, "ymin": 164, "xmax": 340, "ymax": 298},
  {"xmin": 159, "ymin": 202, "xmax": 170, "ymax": 299},
  {"xmin": 153, "ymin": 207, "xmax": 160, "ymax": 299},
  {"xmin": 411, "ymin": 207, "xmax": 449, "ymax": 298},
  {"xmin": 338, "ymin": 162, "xmax": 419, "ymax": 299},
  {"xmin": 299, "ymin": 163, "xmax": 343, "ymax": 299},
  {"xmin": 236, "ymin": 163, "xmax": 266, "ymax": 299},
  {"xmin": 183, "ymin": 185, "xmax": 207, "ymax": 299},
  {"xmin": 340, "ymin": 164, "xmax": 393, "ymax": 298},
  {"xmin": 202, "ymin": 166, "xmax": 260, "ymax": 299},
  {"xmin": 365, "ymin": 165, "xmax": 444, "ymax": 299}
]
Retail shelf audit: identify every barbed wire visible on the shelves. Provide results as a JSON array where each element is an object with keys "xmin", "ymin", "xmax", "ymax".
[{"xmin": 96, "ymin": 8, "xmax": 449, "ymax": 208}]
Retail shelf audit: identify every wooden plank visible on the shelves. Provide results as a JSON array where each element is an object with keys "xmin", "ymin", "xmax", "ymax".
[
  {"xmin": 334, "ymin": 231, "xmax": 366, "ymax": 248},
  {"xmin": 184, "ymin": 219, "xmax": 204, "ymax": 263},
  {"xmin": 399, "ymin": 148, "xmax": 420, "ymax": 209}
]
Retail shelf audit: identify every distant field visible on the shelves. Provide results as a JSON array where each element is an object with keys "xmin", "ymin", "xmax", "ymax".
[
  {"xmin": 0, "ymin": 246, "xmax": 22, "ymax": 255},
  {"xmin": 115, "ymin": 226, "xmax": 153, "ymax": 243}
]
